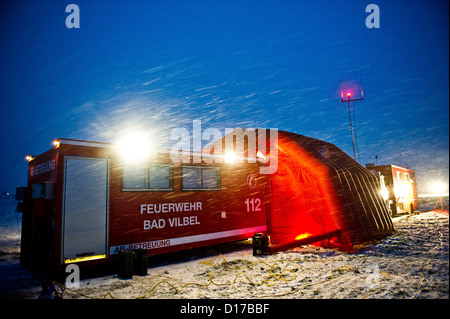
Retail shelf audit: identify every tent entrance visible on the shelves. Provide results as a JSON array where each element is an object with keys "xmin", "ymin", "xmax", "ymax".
[{"xmin": 267, "ymin": 156, "xmax": 338, "ymax": 246}]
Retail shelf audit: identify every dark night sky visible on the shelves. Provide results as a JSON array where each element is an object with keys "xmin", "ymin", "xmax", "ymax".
[{"xmin": 0, "ymin": 0, "xmax": 448, "ymax": 194}]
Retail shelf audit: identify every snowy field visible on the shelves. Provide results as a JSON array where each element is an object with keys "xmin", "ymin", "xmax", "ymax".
[{"xmin": 0, "ymin": 198, "xmax": 448, "ymax": 300}]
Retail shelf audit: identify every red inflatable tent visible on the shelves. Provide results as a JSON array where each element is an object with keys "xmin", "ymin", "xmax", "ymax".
[
  {"xmin": 213, "ymin": 129, "xmax": 395, "ymax": 252},
  {"xmin": 267, "ymin": 131, "xmax": 394, "ymax": 251}
]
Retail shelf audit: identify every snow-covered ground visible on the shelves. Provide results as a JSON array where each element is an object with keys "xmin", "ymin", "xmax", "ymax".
[{"xmin": 0, "ymin": 198, "xmax": 448, "ymax": 299}]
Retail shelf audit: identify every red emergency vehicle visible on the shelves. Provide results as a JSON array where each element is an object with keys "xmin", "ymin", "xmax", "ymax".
[
  {"xmin": 366, "ymin": 164, "xmax": 419, "ymax": 215},
  {"xmin": 18, "ymin": 138, "xmax": 267, "ymax": 271}
]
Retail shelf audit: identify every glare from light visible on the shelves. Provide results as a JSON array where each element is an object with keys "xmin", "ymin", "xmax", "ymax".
[
  {"xmin": 295, "ymin": 233, "xmax": 311, "ymax": 240},
  {"xmin": 256, "ymin": 150, "xmax": 267, "ymax": 163},
  {"xmin": 117, "ymin": 131, "xmax": 152, "ymax": 163},
  {"xmin": 394, "ymin": 183, "xmax": 407, "ymax": 198},
  {"xmin": 256, "ymin": 150, "xmax": 271, "ymax": 164},
  {"xmin": 53, "ymin": 140, "xmax": 60, "ymax": 148},
  {"xmin": 380, "ymin": 188, "xmax": 389, "ymax": 200},
  {"xmin": 224, "ymin": 151, "xmax": 236, "ymax": 163},
  {"xmin": 256, "ymin": 151, "xmax": 265, "ymax": 159},
  {"xmin": 431, "ymin": 182, "xmax": 447, "ymax": 194},
  {"xmin": 25, "ymin": 155, "xmax": 33, "ymax": 162}
]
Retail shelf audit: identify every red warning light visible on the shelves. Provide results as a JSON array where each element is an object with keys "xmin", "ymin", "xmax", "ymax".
[{"xmin": 340, "ymin": 76, "xmax": 364, "ymax": 102}]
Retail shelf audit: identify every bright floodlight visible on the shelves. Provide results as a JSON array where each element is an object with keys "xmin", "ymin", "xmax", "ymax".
[
  {"xmin": 394, "ymin": 183, "xmax": 406, "ymax": 198},
  {"xmin": 117, "ymin": 132, "xmax": 152, "ymax": 163},
  {"xmin": 224, "ymin": 151, "xmax": 237, "ymax": 163},
  {"xmin": 256, "ymin": 150, "xmax": 267, "ymax": 163},
  {"xmin": 380, "ymin": 187, "xmax": 389, "ymax": 201},
  {"xmin": 431, "ymin": 182, "xmax": 446, "ymax": 194}
]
